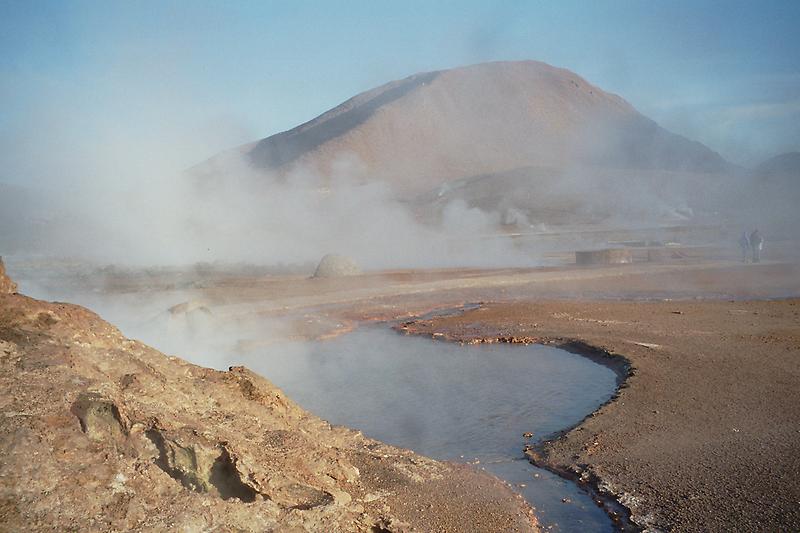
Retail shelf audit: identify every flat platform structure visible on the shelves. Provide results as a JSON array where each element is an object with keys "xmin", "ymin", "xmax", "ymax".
[{"xmin": 248, "ymin": 328, "xmax": 618, "ymax": 532}]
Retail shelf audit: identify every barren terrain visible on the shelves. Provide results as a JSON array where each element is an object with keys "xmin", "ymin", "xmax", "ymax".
[
  {"xmin": 4, "ymin": 253, "xmax": 800, "ymax": 531},
  {"xmin": 173, "ymin": 257, "xmax": 800, "ymax": 531},
  {"xmin": 399, "ymin": 297, "xmax": 800, "ymax": 531},
  {"xmin": 0, "ymin": 262, "xmax": 538, "ymax": 532}
]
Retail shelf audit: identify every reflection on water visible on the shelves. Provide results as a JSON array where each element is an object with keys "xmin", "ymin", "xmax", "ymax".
[{"xmin": 246, "ymin": 328, "xmax": 617, "ymax": 532}]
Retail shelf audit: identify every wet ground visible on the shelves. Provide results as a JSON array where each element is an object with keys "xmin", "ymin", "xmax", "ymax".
[{"xmin": 239, "ymin": 328, "xmax": 617, "ymax": 532}]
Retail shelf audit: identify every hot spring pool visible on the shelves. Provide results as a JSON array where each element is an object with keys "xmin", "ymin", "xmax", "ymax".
[{"xmin": 247, "ymin": 327, "xmax": 618, "ymax": 532}]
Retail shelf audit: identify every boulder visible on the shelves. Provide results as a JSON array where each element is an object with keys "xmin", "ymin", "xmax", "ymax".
[{"xmin": 312, "ymin": 254, "xmax": 361, "ymax": 278}]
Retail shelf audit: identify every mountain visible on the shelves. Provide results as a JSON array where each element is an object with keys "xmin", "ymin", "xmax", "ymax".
[
  {"xmin": 195, "ymin": 61, "xmax": 741, "ymax": 229},
  {"xmin": 232, "ymin": 61, "xmax": 733, "ymax": 195},
  {"xmin": 753, "ymin": 152, "xmax": 800, "ymax": 180},
  {"xmin": 752, "ymin": 152, "xmax": 799, "ymax": 203}
]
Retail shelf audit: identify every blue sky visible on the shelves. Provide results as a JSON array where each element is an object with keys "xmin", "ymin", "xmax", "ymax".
[{"xmin": 1, "ymin": 0, "xmax": 799, "ymax": 187}]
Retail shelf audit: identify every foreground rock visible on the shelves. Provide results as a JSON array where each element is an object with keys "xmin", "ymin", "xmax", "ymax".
[
  {"xmin": 0, "ymin": 258, "xmax": 16, "ymax": 294},
  {"xmin": 400, "ymin": 298, "xmax": 800, "ymax": 532},
  {"xmin": 0, "ymin": 289, "xmax": 537, "ymax": 531}
]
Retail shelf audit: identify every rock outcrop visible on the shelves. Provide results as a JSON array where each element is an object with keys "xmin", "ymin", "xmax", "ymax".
[
  {"xmin": 0, "ymin": 258, "xmax": 16, "ymax": 294},
  {"xmin": 0, "ymin": 279, "xmax": 537, "ymax": 532}
]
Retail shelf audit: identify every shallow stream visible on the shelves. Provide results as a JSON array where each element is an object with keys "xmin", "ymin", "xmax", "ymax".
[{"xmin": 252, "ymin": 328, "xmax": 618, "ymax": 532}]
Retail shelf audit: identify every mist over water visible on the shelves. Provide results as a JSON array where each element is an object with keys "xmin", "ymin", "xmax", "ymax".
[
  {"xmin": 242, "ymin": 328, "xmax": 618, "ymax": 532},
  {"xmin": 5, "ymin": 271, "xmax": 620, "ymax": 532}
]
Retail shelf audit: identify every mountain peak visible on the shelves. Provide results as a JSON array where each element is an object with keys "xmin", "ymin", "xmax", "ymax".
[{"xmin": 213, "ymin": 60, "xmax": 733, "ymax": 198}]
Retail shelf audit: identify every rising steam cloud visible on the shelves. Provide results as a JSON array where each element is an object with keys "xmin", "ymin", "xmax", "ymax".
[{"xmin": 0, "ymin": 143, "xmax": 533, "ymax": 269}]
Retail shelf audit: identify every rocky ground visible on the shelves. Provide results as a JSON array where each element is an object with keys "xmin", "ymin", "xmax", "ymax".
[
  {"xmin": 0, "ymin": 267, "xmax": 538, "ymax": 532},
  {"xmin": 399, "ymin": 298, "xmax": 800, "ymax": 532},
  {"xmin": 5, "ymin": 256, "xmax": 800, "ymax": 532}
]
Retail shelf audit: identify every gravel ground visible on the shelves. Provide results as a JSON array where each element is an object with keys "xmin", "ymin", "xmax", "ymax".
[{"xmin": 400, "ymin": 297, "xmax": 800, "ymax": 532}]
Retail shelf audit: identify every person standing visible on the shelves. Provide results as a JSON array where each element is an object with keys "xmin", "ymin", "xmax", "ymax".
[
  {"xmin": 738, "ymin": 231, "xmax": 750, "ymax": 263},
  {"xmin": 749, "ymin": 229, "xmax": 764, "ymax": 263}
]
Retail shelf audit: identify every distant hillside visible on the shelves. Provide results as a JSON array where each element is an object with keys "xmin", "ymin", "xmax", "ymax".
[
  {"xmin": 192, "ymin": 61, "xmax": 744, "ymax": 230},
  {"xmin": 231, "ymin": 61, "xmax": 733, "ymax": 197},
  {"xmin": 754, "ymin": 152, "xmax": 800, "ymax": 179}
]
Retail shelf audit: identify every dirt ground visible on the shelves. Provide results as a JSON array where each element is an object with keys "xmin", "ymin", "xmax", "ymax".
[
  {"xmin": 381, "ymin": 267, "xmax": 800, "ymax": 532},
  {"xmin": 6, "ymin": 256, "xmax": 800, "ymax": 531},
  {"xmin": 291, "ymin": 259, "xmax": 800, "ymax": 531}
]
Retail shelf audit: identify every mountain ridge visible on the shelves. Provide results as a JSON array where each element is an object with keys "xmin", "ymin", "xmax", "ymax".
[{"xmin": 229, "ymin": 60, "xmax": 734, "ymax": 197}]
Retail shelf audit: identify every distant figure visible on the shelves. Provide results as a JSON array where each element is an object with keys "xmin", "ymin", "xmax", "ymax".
[
  {"xmin": 749, "ymin": 229, "xmax": 764, "ymax": 263},
  {"xmin": 738, "ymin": 231, "xmax": 750, "ymax": 263}
]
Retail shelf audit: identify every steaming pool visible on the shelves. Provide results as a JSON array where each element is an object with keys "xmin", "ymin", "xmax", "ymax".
[
  {"xmin": 23, "ymin": 278, "xmax": 619, "ymax": 531},
  {"xmin": 252, "ymin": 327, "xmax": 618, "ymax": 532}
]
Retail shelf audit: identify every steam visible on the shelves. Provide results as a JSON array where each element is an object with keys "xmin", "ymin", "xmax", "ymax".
[
  {"xmin": 1, "ymin": 142, "xmax": 537, "ymax": 269},
  {"xmin": 184, "ymin": 152, "xmax": 534, "ymax": 269},
  {"xmin": 3, "ymin": 56, "xmax": 796, "ymax": 270}
]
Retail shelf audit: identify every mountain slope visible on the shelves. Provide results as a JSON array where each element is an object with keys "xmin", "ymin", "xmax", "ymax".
[
  {"xmin": 754, "ymin": 152, "xmax": 800, "ymax": 180},
  {"xmin": 239, "ymin": 60, "xmax": 733, "ymax": 197}
]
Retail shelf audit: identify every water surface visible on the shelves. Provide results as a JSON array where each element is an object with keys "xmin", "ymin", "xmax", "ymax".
[
  {"xmin": 249, "ymin": 328, "xmax": 617, "ymax": 532},
  {"xmin": 14, "ymin": 275, "xmax": 619, "ymax": 530}
]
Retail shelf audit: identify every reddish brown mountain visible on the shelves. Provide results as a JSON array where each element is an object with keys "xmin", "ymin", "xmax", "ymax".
[{"xmin": 233, "ymin": 61, "xmax": 732, "ymax": 197}]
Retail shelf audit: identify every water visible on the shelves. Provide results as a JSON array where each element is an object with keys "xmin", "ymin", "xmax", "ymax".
[
  {"xmin": 248, "ymin": 328, "xmax": 618, "ymax": 532},
  {"xmin": 13, "ymin": 272, "xmax": 619, "ymax": 530}
]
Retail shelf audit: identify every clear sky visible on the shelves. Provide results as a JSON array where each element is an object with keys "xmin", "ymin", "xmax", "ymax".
[{"xmin": 1, "ymin": 0, "xmax": 799, "ymax": 187}]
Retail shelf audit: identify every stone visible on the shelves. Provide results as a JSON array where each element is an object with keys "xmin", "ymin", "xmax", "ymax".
[{"xmin": 312, "ymin": 254, "xmax": 362, "ymax": 278}]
